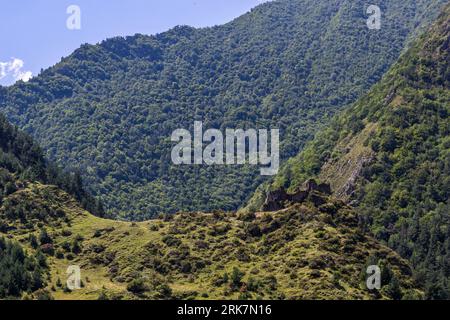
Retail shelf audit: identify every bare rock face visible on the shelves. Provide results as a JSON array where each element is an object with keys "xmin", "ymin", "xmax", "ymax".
[
  {"xmin": 304, "ymin": 179, "xmax": 318, "ymax": 192},
  {"xmin": 309, "ymin": 192, "xmax": 328, "ymax": 207},
  {"xmin": 338, "ymin": 155, "xmax": 374, "ymax": 199},
  {"xmin": 262, "ymin": 180, "xmax": 333, "ymax": 212},
  {"xmin": 262, "ymin": 188, "xmax": 289, "ymax": 211},
  {"xmin": 290, "ymin": 190, "xmax": 308, "ymax": 203},
  {"xmin": 317, "ymin": 183, "xmax": 332, "ymax": 195}
]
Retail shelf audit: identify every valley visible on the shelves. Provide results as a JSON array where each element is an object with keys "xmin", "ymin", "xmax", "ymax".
[
  {"xmin": 0, "ymin": 0, "xmax": 449, "ymax": 301},
  {"xmin": 1, "ymin": 0, "xmax": 447, "ymax": 220}
]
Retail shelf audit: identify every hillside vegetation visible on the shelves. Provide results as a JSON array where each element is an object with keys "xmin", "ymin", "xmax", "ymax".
[
  {"xmin": 0, "ymin": 109, "xmax": 419, "ymax": 299},
  {"xmin": 0, "ymin": 179, "xmax": 420, "ymax": 300},
  {"xmin": 248, "ymin": 4, "xmax": 450, "ymax": 299},
  {"xmin": 0, "ymin": 0, "xmax": 448, "ymax": 301},
  {"xmin": 0, "ymin": 105, "xmax": 420, "ymax": 300},
  {"xmin": 0, "ymin": 114, "xmax": 104, "ymax": 298},
  {"xmin": 0, "ymin": 0, "xmax": 447, "ymax": 219},
  {"xmin": 0, "ymin": 114, "xmax": 103, "ymax": 217}
]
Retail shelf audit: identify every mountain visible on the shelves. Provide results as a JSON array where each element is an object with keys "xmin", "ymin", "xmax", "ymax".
[
  {"xmin": 0, "ymin": 112, "xmax": 105, "ymax": 299},
  {"xmin": 0, "ymin": 114, "xmax": 103, "ymax": 217},
  {"xmin": 0, "ymin": 0, "xmax": 447, "ymax": 220},
  {"xmin": 1, "ymin": 173, "xmax": 420, "ymax": 300},
  {"xmin": 248, "ymin": 4, "xmax": 450, "ymax": 299},
  {"xmin": 0, "ymin": 113, "xmax": 419, "ymax": 300}
]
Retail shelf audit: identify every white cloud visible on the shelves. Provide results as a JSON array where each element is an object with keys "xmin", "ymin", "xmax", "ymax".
[
  {"xmin": 16, "ymin": 70, "xmax": 33, "ymax": 82},
  {"xmin": 0, "ymin": 58, "xmax": 33, "ymax": 84},
  {"xmin": 0, "ymin": 62, "xmax": 7, "ymax": 79}
]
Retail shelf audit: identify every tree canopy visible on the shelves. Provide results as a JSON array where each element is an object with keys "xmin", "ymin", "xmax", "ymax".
[{"xmin": 0, "ymin": 0, "xmax": 446, "ymax": 219}]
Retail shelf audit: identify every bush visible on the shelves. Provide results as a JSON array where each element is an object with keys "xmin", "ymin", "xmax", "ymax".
[
  {"xmin": 71, "ymin": 239, "xmax": 82, "ymax": 254},
  {"xmin": 245, "ymin": 223, "xmax": 262, "ymax": 237},
  {"xmin": 231, "ymin": 267, "xmax": 244, "ymax": 290},
  {"xmin": 238, "ymin": 212, "xmax": 256, "ymax": 222},
  {"xmin": 40, "ymin": 244, "xmax": 55, "ymax": 256},
  {"xmin": 155, "ymin": 284, "xmax": 172, "ymax": 299},
  {"xmin": 162, "ymin": 235, "xmax": 181, "ymax": 247},
  {"xmin": 39, "ymin": 229, "xmax": 52, "ymax": 245},
  {"xmin": 247, "ymin": 277, "xmax": 260, "ymax": 292},
  {"xmin": 55, "ymin": 250, "xmax": 65, "ymax": 259},
  {"xmin": 127, "ymin": 278, "xmax": 147, "ymax": 294},
  {"xmin": 61, "ymin": 229, "xmax": 72, "ymax": 237},
  {"xmin": 29, "ymin": 234, "xmax": 38, "ymax": 249},
  {"xmin": 35, "ymin": 289, "xmax": 54, "ymax": 300}
]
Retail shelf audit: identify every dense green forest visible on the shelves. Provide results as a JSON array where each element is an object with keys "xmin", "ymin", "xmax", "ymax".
[
  {"xmin": 0, "ymin": 0, "xmax": 447, "ymax": 219},
  {"xmin": 0, "ymin": 172, "xmax": 422, "ymax": 300},
  {"xmin": 0, "ymin": 1, "xmax": 448, "ymax": 300},
  {"xmin": 0, "ymin": 107, "xmax": 420, "ymax": 300},
  {"xmin": 0, "ymin": 237, "xmax": 48, "ymax": 299},
  {"xmin": 249, "ymin": 5, "xmax": 450, "ymax": 299},
  {"xmin": 0, "ymin": 113, "xmax": 104, "ymax": 217}
]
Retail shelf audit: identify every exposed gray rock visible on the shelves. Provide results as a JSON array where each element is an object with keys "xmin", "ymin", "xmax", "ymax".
[
  {"xmin": 262, "ymin": 188, "xmax": 289, "ymax": 211},
  {"xmin": 262, "ymin": 180, "xmax": 333, "ymax": 211},
  {"xmin": 304, "ymin": 179, "xmax": 318, "ymax": 192},
  {"xmin": 317, "ymin": 183, "xmax": 332, "ymax": 195},
  {"xmin": 337, "ymin": 155, "xmax": 374, "ymax": 199},
  {"xmin": 290, "ymin": 190, "xmax": 308, "ymax": 203}
]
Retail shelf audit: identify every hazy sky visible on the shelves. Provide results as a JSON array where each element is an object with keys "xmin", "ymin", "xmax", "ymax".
[{"xmin": 0, "ymin": 0, "xmax": 267, "ymax": 86}]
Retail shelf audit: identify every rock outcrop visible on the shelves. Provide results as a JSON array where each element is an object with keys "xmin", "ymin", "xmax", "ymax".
[
  {"xmin": 262, "ymin": 188, "xmax": 289, "ymax": 211},
  {"xmin": 262, "ymin": 179, "xmax": 332, "ymax": 212}
]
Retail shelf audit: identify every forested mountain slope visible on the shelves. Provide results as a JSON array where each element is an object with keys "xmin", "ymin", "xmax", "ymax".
[
  {"xmin": 0, "ymin": 0, "xmax": 447, "ymax": 219},
  {"xmin": 1, "ymin": 176, "xmax": 421, "ymax": 300},
  {"xmin": 0, "ymin": 114, "xmax": 103, "ymax": 216},
  {"xmin": 248, "ymin": 4, "xmax": 450, "ymax": 299},
  {"xmin": 0, "ymin": 113, "xmax": 419, "ymax": 300},
  {"xmin": 0, "ymin": 113, "xmax": 104, "ymax": 298}
]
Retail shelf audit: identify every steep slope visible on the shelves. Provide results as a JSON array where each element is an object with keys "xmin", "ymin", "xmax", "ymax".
[
  {"xmin": 0, "ymin": 0, "xmax": 447, "ymax": 220},
  {"xmin": 0, "ymin": 113, "xmax": 104, "ymax": 299},
  {"xmin": 249, "ymin": 4, "xmax": 450, "ymax": 299},
  {"xmin": 0, "ymin": 114, "xmax": 103, "ymax": 217},
  {"xmin": 0, "ymin": 113, "xmax": 421, "ymax": 300},
  {"xmin": 1, "ymin": 182, "xmax": 420, "ymax": 300}
]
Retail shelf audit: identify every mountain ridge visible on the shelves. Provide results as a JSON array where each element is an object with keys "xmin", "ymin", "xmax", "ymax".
[
  {"xmin": 0, "ymin": 174, "xmax": 420, "ymax": 300},
  {"xmin": 1, "ymin": 0, "xmax": 447, "ymax": 220},
  {"xmin": 0, "ymin": 0, "xmax": 448, "ymax": 300},
  {"xmin": 248, "ymin": 3, "xmax": 450, "ymax": 298},
  {"xmin": 0, "ymin": 109, "xmax": 420, "ymax": 300}
]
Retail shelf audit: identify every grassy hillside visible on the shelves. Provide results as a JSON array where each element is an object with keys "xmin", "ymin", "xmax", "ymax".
[
  {"xmin": 0, "ymin": 178, "xmax": 420, "ymax": 300},
  {"xmin": 1, "ymin": 0, "xmax": 447, "ymax": 220},
  {"xmin": 0, "ymin": 114, "xmax": 104, "ymax": 217},
  {"xmin": 0, "ymin": 111, "xmax": 101, "ymax": 298},
  {"xmin": 248, "ymin": 4, "xmax": 450, "ymax": 299},
  {"xmin": 0, "ymin": 101, "xmax": 423, "ymax": 300}
]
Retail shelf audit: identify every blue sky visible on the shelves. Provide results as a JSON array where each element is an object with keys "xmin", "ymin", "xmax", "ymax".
[{"xmin": 0, "ymin": 0, "xmax": 266, "ymax": 86}]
